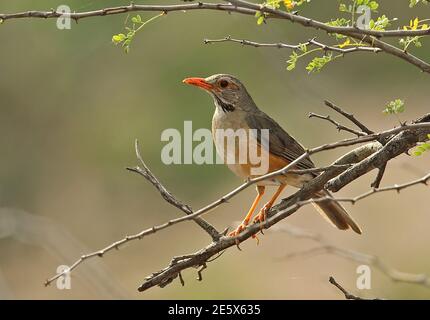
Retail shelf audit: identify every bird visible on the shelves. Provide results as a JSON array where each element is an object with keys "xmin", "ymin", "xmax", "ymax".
[{"xmin": 182, "ymin": 74, "xmax": 361, "ymax": 237}]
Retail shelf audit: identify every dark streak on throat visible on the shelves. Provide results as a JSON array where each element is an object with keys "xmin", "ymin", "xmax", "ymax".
[{"xmin": 215, "ymin": 95, "xmax": 235, "ymax": 113}]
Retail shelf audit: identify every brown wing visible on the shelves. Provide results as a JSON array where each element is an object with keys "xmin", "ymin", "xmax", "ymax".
[{"xmin": 246, "ymin": 111, "xmax": 315, "ymax": 171}]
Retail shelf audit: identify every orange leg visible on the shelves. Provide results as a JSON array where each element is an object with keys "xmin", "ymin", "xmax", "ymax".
[
  {"xmin": 229, "ymin": 186, "xmax": 265, "ymax": 237},
  {"xmin": 253, "ymin": 184, "xmax": 286, "ymax": 225}
]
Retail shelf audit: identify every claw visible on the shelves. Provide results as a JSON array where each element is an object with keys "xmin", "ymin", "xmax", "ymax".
[
  {"xmin": 251, "ymin": 233, "xmax": 260, "ymax": 245},
  {"xmin": 253, "ymin": 206, "xmax": 269, "ymax": 224},
  {"xmin": 228, "ymin": 223, "xmax": 247, "ymax": 237}
]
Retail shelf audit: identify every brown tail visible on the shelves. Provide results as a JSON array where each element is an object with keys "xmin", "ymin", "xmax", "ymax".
[{"xmin": 312, "ymin": 190, "xmax": 362, "ymax": 234}]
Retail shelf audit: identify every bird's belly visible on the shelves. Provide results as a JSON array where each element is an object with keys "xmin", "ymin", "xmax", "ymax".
[
  {"xmin": 213, "ymin": 130, "xmax": 313, "ymax": 187},
  {"xmin": 212, "ymin": 110, "xmax": 313, "ymax": 187}
]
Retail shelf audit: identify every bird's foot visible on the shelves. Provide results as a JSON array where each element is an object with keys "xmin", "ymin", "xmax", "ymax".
[
  {"xmin": 228, "ymin": 222, "xmax": 260, "ymax": 245},
  {"xmin": 253, "ymin": 206, "xmax": 269, "ymax": 225},
  {"xmin": 228, "ymin": 222, "xmax": 248, "ymax": 237}
]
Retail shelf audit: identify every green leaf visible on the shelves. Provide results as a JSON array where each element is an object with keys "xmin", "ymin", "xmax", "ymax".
[
  {"xmin": 412, "ymin": 136, "xmax": 430, "ymax": 156},
  {"xmin": 306, "ymin": 54, "xmax": 333, "ymax": 73},
  {"xmin": 410, "ymin": 0, "xmax": 429, "ymax": 8},
  {"xmin": 299, "ymin": 43, "xmax": 308, "ymax": 53},
  {"xmin": 369, "ymin": 15, "xmax": 391, "ymax": 31},
  {"xmin": 369, "ymin": 1, "xmax": 379, "ymax": 11},
  {"xmin": 326, "ymin": 18, "xmax": 350, "ymax": 39},
  {"xmin": 339, "ymin": 3, "xmax": 349, "ymax": 12},
  {"xmin": 112, "ymin": 33, "xmax": 126, "ymax": 44},
  {"xmin": 257, "ymin": 16, "xmax": 265, "ymax": 25},
  {"xmin": 131, "ymin": 15, "xmax": 142, "ymax": 24},
  {"xmin": 383, "ymin": 99, "xmax": 405, "ymax": 115},
  {"xmin": 286, "ymin": 51, "xmax": 298, "ymax": 71}
]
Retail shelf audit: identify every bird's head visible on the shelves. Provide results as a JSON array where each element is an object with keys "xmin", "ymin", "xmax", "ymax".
[{"xmin": 182, "ymin": 74, "xmax": 257, "ymax": 113}]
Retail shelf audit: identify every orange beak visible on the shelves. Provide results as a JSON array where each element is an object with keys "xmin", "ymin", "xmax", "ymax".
[{"xmin": 182, "ymin": 77, "xmax": 214, "ymax": 91}]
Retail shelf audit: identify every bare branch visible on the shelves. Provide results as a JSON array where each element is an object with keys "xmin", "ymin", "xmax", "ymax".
[
  {"xmin": 126, "ymin": 139, "xmax": 221, "ymax": 241},
  {"xmin": 329, "ymin": 277, "xmax": 372, "ymax": 300},
  {"xmin": 204, "ymin": 36, "xmax": 381, "ymax": 55},
  {"xmin": 308, "ymin": 112, "xmax": 367, "ymax": 137},
  {"xmin": 337, "ymin": 172, "xmax": 430, "ymax": 203},
  {"xmin": 0, "ymin": 3, "xmax": 257, "ymax": 22},
  {"xmin": 371, "ymin": 163, "xmax": 387, "ymax": 188},
  {"xmin": 138, "ymin": 170, "xmax": 430, "ymax": 292},
  {"xmin": 326, "ymin": 121, "xmax": 430, "ymax": 192},
  {"xmin": 324, "ymin": 100, "xmax": 374, "ymax": 135},
  {"xmin": 2, "ymin": 2, "xmax": 428, "ymax": 39},
  {"xmin": 289, "ymin": 164, "xmax": 353, "ymax": 175},
  {"xmin": 138, "ymin": 136, "xmax": 429, "ymax": 292}
]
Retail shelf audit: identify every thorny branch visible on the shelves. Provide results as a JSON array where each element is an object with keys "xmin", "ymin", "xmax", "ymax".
[
  {"xmin": 329, "ymin": 277, "xmax": 376, "ymax": 300},
  {"xmin": 371, "ymin": 163, "xmax": 387, "ymax": 189},
  {"xmin": 314, "ymin": 172, "xmax": 430, "ymax": 205},
  {"xmin": 126, "ymin": 140, "xmax": 221, "ymax": 241},
  {"xmin": 1, "ymin": 1, "xmax": 430, "ymax": 72},
  {"xmin": 323, "ymin": 100, "xmax": 374, "ymax": 135},
  {"xmin": 227, "ymin": 0, "xmax": 430, "ymax": 73},
  {"xmin": 308, "ymin": 112, "xmax": 367, "ymax": 137},
  {"xmin": 204, "ymin": 36, "xmax": 382, "ymax": 55},
  {"xmin": 45, "ymin": 104, "xmax": 430, "ymax": 291},
  {"xmin": 0, "ymin": 1, "xmax": 428, "ymax": 38},
  {"xmin": 137, "ymin": 171, "xmax": 429, "ymax": 292}
]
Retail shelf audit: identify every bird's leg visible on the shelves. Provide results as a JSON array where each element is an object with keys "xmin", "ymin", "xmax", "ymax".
[
  {"xmin": 229, "ymin": 186, "xmax": 265, "ymax": 237},
  {"xmin": 253, "ymin": 184, "xmax": 286, "ymax": 226}
]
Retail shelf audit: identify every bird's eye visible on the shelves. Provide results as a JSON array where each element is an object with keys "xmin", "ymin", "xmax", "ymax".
[{"xmin": 219, "ymin": 79, "xmax": 229, "ymax": 88}]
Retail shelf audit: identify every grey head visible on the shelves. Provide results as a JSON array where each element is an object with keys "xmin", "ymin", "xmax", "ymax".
[{"xmin": 183, "ymin": 74, "xmax": 259, "ymax": 113}]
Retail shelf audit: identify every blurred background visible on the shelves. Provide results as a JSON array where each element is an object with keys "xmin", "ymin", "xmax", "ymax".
[{"xmin": 0, "ymin": 0, "xmax": 429, "ymax": 299}]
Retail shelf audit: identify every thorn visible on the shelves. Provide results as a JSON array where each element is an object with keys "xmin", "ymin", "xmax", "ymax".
[
  {"xmin": 235, "ymin": 240, "xmax": 242, "ymax": 251},
  {"xmin": 179, "ymin": 272, "xmax": 185, "ymax": 286},
  {"xmin": 196, "ymin": 264, "xmax": 207, "ymax": 281},
  {"xmin": 252, "ymin": 233, "xmax": 260, "ymax": 245}
]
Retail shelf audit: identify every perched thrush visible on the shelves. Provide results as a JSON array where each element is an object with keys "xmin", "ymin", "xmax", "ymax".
[{"xmin": 183, "ymin": 74, "xmax": 361, "ymax": 237}]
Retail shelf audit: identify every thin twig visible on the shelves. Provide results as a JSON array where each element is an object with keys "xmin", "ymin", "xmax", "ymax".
[
  {"xmin": 329, "ymin": 277, "xmax": 372, "ymax": 300},
  {"xmin": 289, "ymin": 164, "xmax": 353, "ymax": 175},
  {"xmin": 309, "ymin": 112, "xmax": 367, "ymax": 137},
  {"xmin": 371, "ymin": 163, "xmax": 387, "ymax": 188},
  {"xmin": 306, "ymin": 172, "xmax": 430, "ymax": 205},
  {"xmin": 126, "ymin": 139, "xmax": 221, "ymax": 241},
  {"xmin": 204, "ymin": 36, "xmax": 381, "ymax": 55},
  {"xmin": 324, "ymin": 100, "xmax": 374, "ymax": 134}
]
